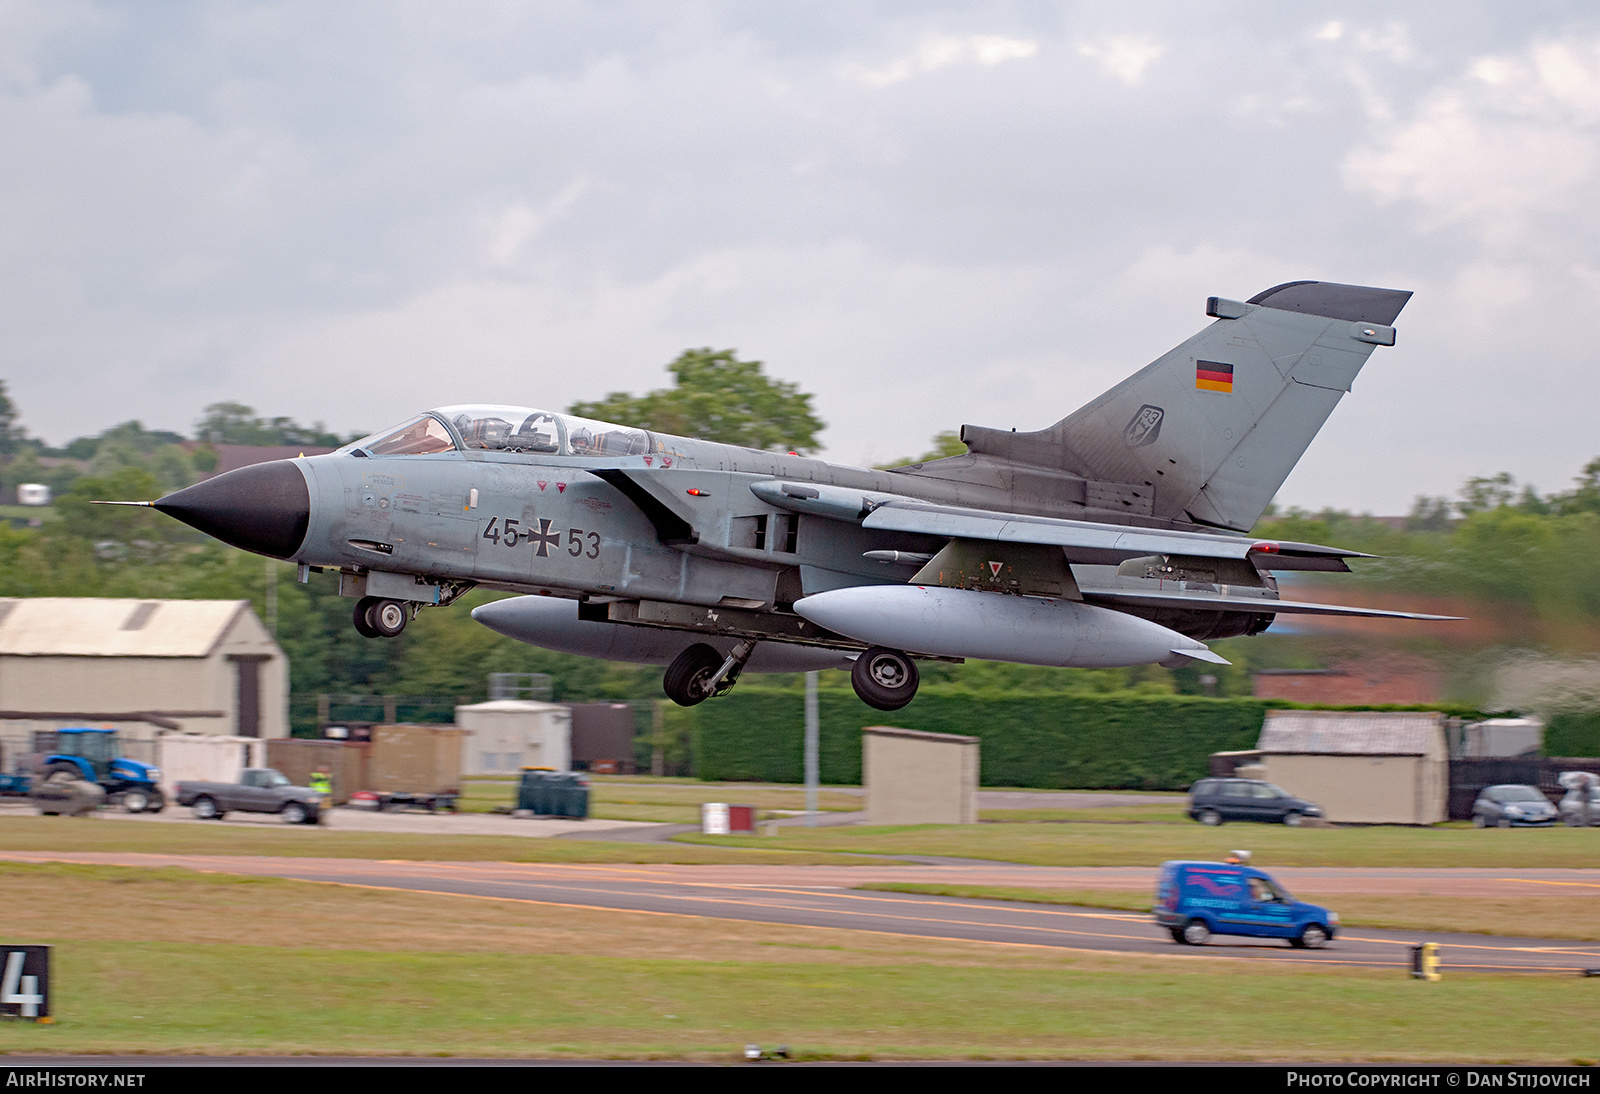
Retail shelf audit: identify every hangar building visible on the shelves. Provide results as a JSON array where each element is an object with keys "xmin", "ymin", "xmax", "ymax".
[{"xmin": 0, "ymin": 598, "xmax": 289, "ymax": 743}]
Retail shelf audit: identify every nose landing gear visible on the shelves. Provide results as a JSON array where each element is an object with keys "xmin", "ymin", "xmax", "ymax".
[
  {"xmin": 353, "ymin": 597, "xmax": 412, "ymax": 639},
  {"xmin": 663, "ymin": 640, "xmax": 756, "ymax": 707}
]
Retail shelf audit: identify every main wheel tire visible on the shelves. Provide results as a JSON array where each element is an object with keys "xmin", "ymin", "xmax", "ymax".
[
  {"xmin": 1284, "ymin": 812, "xmax": 1304, "ymax": 827},
  {"xmin": 1181, "ymin": 919, "xmax": 1211, "ymax": 946},
  {"xmin": 45, "ymin": 763, "xmax": 81, "ymax": 783},
  {"xmin": 1197, "ymin": 809, "xmax": 1223, "ymax": 827},
  {"xmin": 281, "ymin": 802, "xmax": 307, "ymax": 825},
  {"xmin": 192, "ymin": 796, "xmax": 219, "ymax": 821},
  {"xmin": 1472, "ymin": 814, "xmax": 1487, "ymax": 828},
  {"xmin": 1496, "ymin": 816, "xmax": 1511, "ymax": 829},
  {"xmin": 1296, "ymin": 923, "xmax": 1330, "ymax": 949},
  {"xmin": 850, "ymin": 647, "xmax": 920, "ymax": 711},
  {"xmin": 353, "ymin": 597, "xmax": 381, "ymax": 638},
  {"xmin": 663, "ymin": 644, "xmax": 724, "ymax": 707},
  {"xmin": 1168, "ymin": 927, "xmax": 1185, "ymax": 944},
  {"xmin": 368, "ymin": 599, "xmax": 409, "ymax": 638},
  {"xmin": 122, "ymin": 789, "xmax": 150, "ymax": 814}
]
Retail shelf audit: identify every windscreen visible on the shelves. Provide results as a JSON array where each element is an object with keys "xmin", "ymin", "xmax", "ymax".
[{"xmin": 349, "ymin": 415, "xmax": 458, "ymax": 456}]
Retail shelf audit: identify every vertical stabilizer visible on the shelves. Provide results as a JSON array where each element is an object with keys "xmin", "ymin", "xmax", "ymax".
[{"xmin": 961, "ymin": 281, "xmax": 1411, "ymax": 531}]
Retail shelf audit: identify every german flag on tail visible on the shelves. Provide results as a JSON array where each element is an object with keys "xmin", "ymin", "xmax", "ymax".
[{"xmin": 1195, "ymin": 360, "xmax": 1234, "ymax": 393}]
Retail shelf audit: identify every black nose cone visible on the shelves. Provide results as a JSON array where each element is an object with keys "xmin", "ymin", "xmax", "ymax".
[{"xmin": 153, "ymin": 460, "xmax": 310, "ymax": 559}]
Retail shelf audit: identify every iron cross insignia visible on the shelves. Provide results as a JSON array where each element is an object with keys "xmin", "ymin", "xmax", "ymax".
[{"xmin": 530, "ymin": 519, "xmax": 560, "ymax": 557}]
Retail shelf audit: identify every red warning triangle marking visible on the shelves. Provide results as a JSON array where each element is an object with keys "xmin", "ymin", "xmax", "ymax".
[{"xmin": 988, "ymin": 561, "xmax": 1003, "ymax": 577}]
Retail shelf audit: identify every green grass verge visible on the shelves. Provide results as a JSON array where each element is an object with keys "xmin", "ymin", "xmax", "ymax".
[
  {"xmin": 978, "ymin": 806, "xmax": 1189, "ymax": 823},
  {"xmin": 8, "ymin": 941, "xmax": 1595, "ymax": 1061},
  {"xmin": 681, "ymin": 818, "xmax": 1600, "ymax": 868}
]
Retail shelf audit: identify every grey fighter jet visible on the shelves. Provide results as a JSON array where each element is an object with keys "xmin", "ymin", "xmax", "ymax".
[{"xmin": 145, "ymin": 280, "xmax": 1452, "ymax": 710}]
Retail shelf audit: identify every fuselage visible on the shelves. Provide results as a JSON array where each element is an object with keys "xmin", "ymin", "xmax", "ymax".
[{"xmin": 263, "ymin": 403, "xmax": 1269, "ymax": 643}]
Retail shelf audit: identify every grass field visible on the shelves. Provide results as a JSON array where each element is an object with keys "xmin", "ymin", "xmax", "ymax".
[
  {"xmin": 457, "ymin": 775, "xmax": 864, "ymax": 824},
  {"xmin": 0, "ymin": 862, "xmax": 1595, "ymax": 1063},
  {"xmin": 0, "ymin": 815, "xmax": 870, "ymax": 865},
  {"xmin": 684, "ymin": 816, "xmax": 1600, "ymax": 868}
]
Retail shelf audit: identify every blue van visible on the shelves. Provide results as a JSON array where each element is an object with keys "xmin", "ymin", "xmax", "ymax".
[{"xmin": 1153, "ymin": 860, "xmax": 1338, "ymax": 948}]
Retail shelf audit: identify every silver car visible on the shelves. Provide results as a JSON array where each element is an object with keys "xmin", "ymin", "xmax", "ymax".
[{"xmin": 1471, "ymin": 784, "xmax": 1558, "ymax": 828}]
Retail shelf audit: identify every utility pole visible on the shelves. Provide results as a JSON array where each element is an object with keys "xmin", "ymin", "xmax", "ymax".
[
  {"xmin": 651, "ymin": 700, "xmax": 665, "ymax": 777},
  {"xmin": 804, "ymin": 670, "xmax": 819, "ymax": 826}
]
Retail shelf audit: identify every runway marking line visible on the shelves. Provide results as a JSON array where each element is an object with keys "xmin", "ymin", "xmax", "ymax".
[
  {"xmin": 359, "ymin": 860, "xmax": 1164, "ymax": 923},
  {"xmin": 1498, "ymin": 877, "xmax": 1600, "ymax": 890}
]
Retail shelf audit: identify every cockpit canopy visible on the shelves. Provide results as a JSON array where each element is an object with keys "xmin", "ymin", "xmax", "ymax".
[{"xmin": 344, "ymin": 405, "xmax": 660, "ymax": 458}]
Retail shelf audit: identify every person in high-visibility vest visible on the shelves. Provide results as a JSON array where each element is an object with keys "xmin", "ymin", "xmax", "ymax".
[{"xmin": 309, "ymin": 769, "xmax": 332, "ymax": 824}]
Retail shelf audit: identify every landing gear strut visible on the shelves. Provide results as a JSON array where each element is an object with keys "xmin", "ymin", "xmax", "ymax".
[
  {"xmin": 354, "ymin": 597, "xmax": 411, "ymax": 639},
  {"xmin": 663, "ymin": 640, "xmax": 755, "ymax": 707},
  {"xmin": 850, "ymin": 646, "xmax": 919, "ymax": 711}
]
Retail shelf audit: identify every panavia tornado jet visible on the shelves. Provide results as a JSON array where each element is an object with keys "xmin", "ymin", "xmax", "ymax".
[{"xmin": 145, "ymin": 280, "xmax": 1451, "ymax": 710}]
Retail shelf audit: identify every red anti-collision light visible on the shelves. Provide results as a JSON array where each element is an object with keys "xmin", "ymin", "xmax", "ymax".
[
  {"xmin": 686, "ymin": 489, "xmax": 709, "ymax": 496},
  {"xmin": 1250, "ymin": 542, "xmax": 1280, "ymax": 553}
]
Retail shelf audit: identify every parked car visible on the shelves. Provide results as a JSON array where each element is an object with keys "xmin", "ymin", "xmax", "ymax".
[
  {"xmin": 1187, "ymin": 778, "xmax": 1324, "ymax": 826},
  {"xmin": 1557, "ymin": 772, "xmax": 1600, "ymax": 827},
  {"xmin": 1471, "ymin": 784, "xmax": 1557, "ymax": 827},
  {"xmin": 175, "ymin": 768, "xmax": 322, "ymax": 824},
  {"xmin": 1153, "ymin": 859, "xmax": 1339, "ymax": 948}
]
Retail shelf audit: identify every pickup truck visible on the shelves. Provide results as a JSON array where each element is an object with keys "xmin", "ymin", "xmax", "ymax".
[{"xmin": 176, "ymin": 768, "xmax": 322, "ymax": 824}]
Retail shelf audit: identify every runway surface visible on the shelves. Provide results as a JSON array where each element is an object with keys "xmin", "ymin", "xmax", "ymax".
[{"xmin": 8, "ymin": 852, "xmax": 1599, "ymax": 973}]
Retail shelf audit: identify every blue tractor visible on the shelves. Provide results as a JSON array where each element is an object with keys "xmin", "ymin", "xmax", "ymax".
[{"xmin": 40, "ymin": 728, "xmax": 164, "ymax": 813}]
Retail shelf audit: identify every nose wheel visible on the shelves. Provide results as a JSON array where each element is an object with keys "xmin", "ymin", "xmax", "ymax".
[
  {"xmin": 663, "ymin": 640, "xmax": 756, "ymax": 707},
  {"xmin": 354, "ymin": 597, "xmax": 411, "ymax": 639},
  {"xmin": 663, "ymin": 644, "xmax": 724, "ymax": 707},
  {"xmin": 850, "ymin": 646, "xmax": 919, "ymax": 710}
]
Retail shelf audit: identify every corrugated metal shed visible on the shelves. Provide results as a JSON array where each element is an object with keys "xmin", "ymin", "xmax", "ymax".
[
  {"xmin": 1259, "ymin": 710, "xmax": 1445, "ymax": 756},
  {"xmin": 0, "ymin": 598, "xmax": 251, "ymax": 658}
]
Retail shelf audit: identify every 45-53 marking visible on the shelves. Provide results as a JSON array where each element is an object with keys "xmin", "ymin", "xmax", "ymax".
[{"xmin": 483, "ymin": 516, "xmax": 600, "ymax": 559}]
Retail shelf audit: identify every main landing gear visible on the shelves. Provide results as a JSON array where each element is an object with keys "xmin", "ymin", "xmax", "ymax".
[
  {"xmin": 663, "ymin": 640, "xmax": 756, "ymax": 707},
  {"xmin": 353, "ymin": 597, "xmax": 412, "ymax": 639},
  {"xmin": 850, "ymin": 646, "xmax": 919, "ymax": 711}
]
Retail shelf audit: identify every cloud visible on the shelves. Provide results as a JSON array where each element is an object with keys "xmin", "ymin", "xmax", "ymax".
[
  {"xmin": 1076, "ymin": 35, "xmax": 1164, "ymax": 85},
  {"xmin": 844, "ymin": 33, "xmax": 1037, "ymax": 87},
  {"xmin": 1345, "ymin": 39, "xmax": 1600, "ymax": 246}
]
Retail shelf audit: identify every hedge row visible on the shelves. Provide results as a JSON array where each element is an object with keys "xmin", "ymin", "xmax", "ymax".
[
  {"xmin": 1547, "ymin": 710, "xmax": 1600, "ymax": 757},
  {"xmin": 689, "ymin": 688, "xmax": 1274, "ymax": 790}
]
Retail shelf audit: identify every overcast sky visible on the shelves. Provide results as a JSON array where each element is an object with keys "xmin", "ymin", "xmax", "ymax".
[{"xmin": 3, "ymin": 2, "xmax": 1599, "ymax": 513}]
